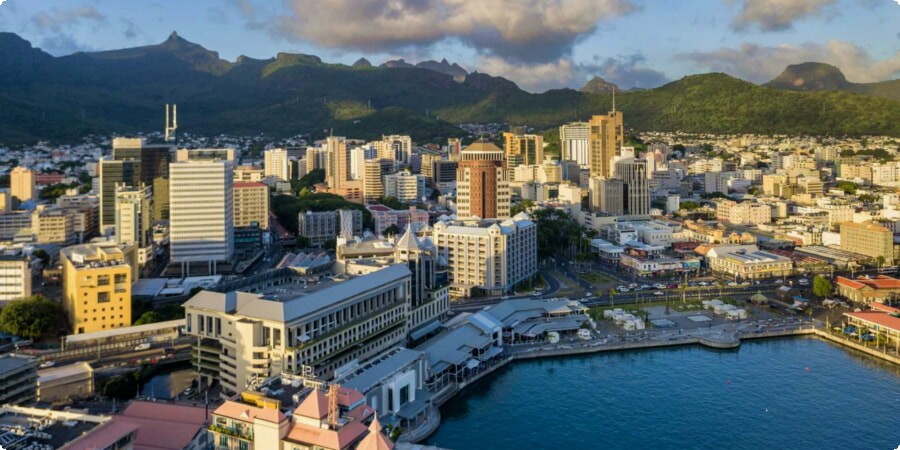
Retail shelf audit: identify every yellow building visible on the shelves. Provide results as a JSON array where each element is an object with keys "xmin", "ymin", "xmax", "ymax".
[
  {"xmin": 10, "ymin": 167, "xmax": 35, "ymax": 204},
  {"xmin": 840, "ymin": 221, "xmax": 894, "ymax": 265},
  {"xmin": 588, "ymin": 111, "xmax": 623, "ymax": 179},
  {"xmin": 503, "ymin": 132, "xmax": 543, "ymax": 168},
  {"xmin": 61, "ymin": 242, "xmax": 138, "ymax": 334},
  {"xmin": 233, "ymin": 181, "xmax": 269, "ymax": 229}
]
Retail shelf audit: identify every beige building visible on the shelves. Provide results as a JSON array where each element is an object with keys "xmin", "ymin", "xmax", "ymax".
[
  {"xmin": 840, "ymin": 221, "xmax": 894, "ymax": 265},
  {"xmin": 115, "ymin": 185, "xmax": 153, "ymax": 249},
  {"xmin": 589, "ymin": 177, "xmax": 623, "ymax": 215},
  {"xmin": 233, "ymin": 181, "xmax": 269, "ymax": 230},
  {"xmin": 588, "ymin": 111, "xmax": 624, "ymax": 179},
  {"xmin": 61, "ymin": 242, "xmax": 138, "ymax": 334},
  {"xmin": 184, "ymin": 264, "xmax": 412, "ymax": 391},
  {"xmin": 715, "ymin": 199, "xmax": 772, "ymax": 225},
  {"xmin": 432, "ymin": 214, "xmax": 537, "ymax": 297},
  {"xmin": 10, "ymin": 167, "xmax": 35, "ymax": 204},
  {"xmin": 234, "ymin": 165, "xmax": 264, "ymax": 182},
  {"xmin": 263, "ymin": 148, "xmax": 292, "ymax": 184},
  {"xmin": 363, "ymin": 159, "xmax": 394, "ymax": 203},
  {"xmin": 33, "ymin": 206, "xmax": 76, "ymax": 244},
  {"xmin": 705, "ymin": 244, "xmax": 793, "ymax": 280},
  {"xmin": 0, "ymin": 252, "xmax": 31, "ymax": 303}
]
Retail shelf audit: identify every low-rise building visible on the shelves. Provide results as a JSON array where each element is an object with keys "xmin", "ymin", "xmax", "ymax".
[
  {"xmin": 61, "ymin": 241, "xmax": 138, "ymax": 334},
  {"xmin": 37, "ymin": 362, "xmax": 94, "ymax": 403},
  {"xmin": 0, "ymin": 250, "xmax": 31, "ymax": 304},
  {"xmin": 840, "ymin": 221, "xmax": 894, "ymax": 265},
  {"xmin": 835, "ymin": 275, "xmax": 900, "ymax": 305},
  {"xmin": 705, "ymin": 244, "xmax": 793, "ymax": 280},
  {"xmin": 298, "ymin": 210, "xmax": 363, "ymax": 247}
]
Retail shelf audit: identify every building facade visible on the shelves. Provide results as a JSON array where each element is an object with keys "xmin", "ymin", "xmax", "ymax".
[
  {"xmin": 384, "ymin": 171, "xmax": 425, "ymax": 203},
  {"xmin": 456, "ymin": 160, "xmax": 510, "ymax": 220},
  {"xmin": 560, "ymin": 121, "xmax": 590, "ymax": 167},
  {"xmin": 0, "ymin": 252, "xmax": 31, "ymax": 304},
  {"xmin": 615, "ymin": 157, "xmax": 650, "ymax": 216},
  {"xmin": 264, "ymin": 148, "xmax": 292, "ymax": 184},
  {"xmin": 298, "ymin": 210, "xmax": 362, "ymax": 247},
  {"xmin": 840, "ymin": 221, "xmax": 894, "ymax": 265},
  {"xmin": 10, "ymin": 167, "xmax": 35, "ymax": 204},
  {"xmin": 233, "ymin": 182, "xmax": 270, "ymax": 230},
  {"xmin": 61, "ymin": 242, "xmax": 137, "ymax": 334},
  {"xmin": 588, "ymin": 111, "xmax": 623, "ymax": 179}
]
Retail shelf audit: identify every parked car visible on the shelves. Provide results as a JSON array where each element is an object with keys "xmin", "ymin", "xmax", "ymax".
[
  {"xmin": 39, "ymin": 361, "xmax": 55, "ymax": 369},
  {"xmin": 134, "ymin": 343, "xmax": 151, "ymax": 351},
  {"xmin": 653, "ymin": 291, "xmax": 665, "ymax": 296}
]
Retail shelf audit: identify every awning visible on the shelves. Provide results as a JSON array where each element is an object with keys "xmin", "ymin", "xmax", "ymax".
[
  {"xmin": 410, "ymin": 320, "xmax": 442, "ymax": 341},
  {"xmin": 465, "ymin": 358, "xmax": 480, "ymax": 370},
  {"xmin": 477, "ymin": 346, "xmax": 503, "ymax": 361},
  {"xmin": 396, "ymin": 390, "xmax": 433, "ymax": 420}
]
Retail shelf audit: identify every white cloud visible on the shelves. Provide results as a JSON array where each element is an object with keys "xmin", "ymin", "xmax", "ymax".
[
  {"xmin": 31, "ymin": 6, "xmax": 106, "ymax": 32},
  {"xmin": 729, "ymin": 0, "xmax": 837, "ymax": 31},
  {"xmin": 274, "ymin": 0, "xmax": 636, "ymax": 63},
  {"xmin": 476, "ymin": 56, "xmax": 586, "ymax": 92},
  {"xmin": 680, "ymin": 40, "xmax": 900, "ymax": 83}
]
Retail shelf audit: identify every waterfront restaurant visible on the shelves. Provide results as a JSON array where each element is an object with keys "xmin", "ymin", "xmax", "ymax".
[
  {"xmin": 842, "ymin": 305, "xmax": 900, "ymax": 350},
  {"xmin": 482, "ymin": 298, "xmax": 591, "ymax": 344},
  {"xmin": 415, "ymin": 313, "xmax": 504, "ymax": 392}
]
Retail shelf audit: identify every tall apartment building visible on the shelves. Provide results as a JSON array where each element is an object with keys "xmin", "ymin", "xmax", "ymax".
[
  {"xmin": 112, "ymin": 138, "xmax": 173, "ymax": 221},
  {"xmin": 184, "ymin": 264, "xmax": 412, "ymax": 390},
  {"xmin": 419, "ymin": 150, "xmax": 442, "ymax": 182},
  {"xmin": 456, "ymin": 160, "xmax": 510, "ymax": 220},
  {"xmin": 10, "ymin": 167, "xmax": 35, "ymax": 204},
  {"xmin": 840, "ymin": 221, "xmax": 894, "ymax": 265},
  {"xmin": 305, "ymin": 147, "xmax": 326, "ymax": 173},
  {"xmin": 560, "ymin": 121, "xmax": 590, "ymax": 167},
  {"xmin": 503, "ymin": 132, "xmax": 543, "ymax": 168},
  {"xmin": 350, "ymin": 146, "xmax": 377, "ymax": 181},
  {"xmin": 233, "ymin": 182, "xmax": 270, "ymax": 230},
  {"xmin": 61, "ymin": 242, "xmax": 138, "ymax": 334},
  {"xmin": 115, "ymin": 185, "xmax": 153, "ymax": 249},
  {"xmin": 263, "ymin": 148, "xmax": 292, "ymax": 184},
  {"xmin": 298, "ymin": 210, "xmax": 362, "ymax": 247},
  {"xmin": 376, "ymin": 135, "xmax": 413, "ymax": 164},
  {"xmin": 363, "ymin": 159, "xmax": 394, "ymax": 203},
  {"xmin": 98, "ymin": 160, "xmax": 141, "ymax": 232},
  {"xmin": 0, "ymin": 354, "xmax": 37, "ymax": 405},
  {"xmin": 169, "ymin": 149, "xmax": 234, "ymax": 272},
  {"xmin": 433, "ymin": 215, "xmax": 537, "ymax": 297},
  {"xmin": 715, "ymin": 199, "xmax": 772, "ymax": 225},
  {"xmin": 589, "ymin": 177, "xmax": 624, "ymax": 215},
  {"xmin": 0, "ymin": 252, "xmax": 31, "ymax": 304},
  {"xmin": 615, "ymin": 157, "xmax": 650, "ymax": 216},
  {"xmin": 325, "ymin": 136, "xmax": 350, "ymax": 189},
  {"xmin": 384, "ymin": 171, "xmax": 425, "ymax": 203},
  {"xmin": 588, "ymin": 111, "xmax": 624, "ymax": 179}
]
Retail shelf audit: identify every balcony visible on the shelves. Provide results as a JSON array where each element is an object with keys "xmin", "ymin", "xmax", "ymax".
[{"xmin": 209, "ymin": 425, "xmax": 253, "ymax": 441}]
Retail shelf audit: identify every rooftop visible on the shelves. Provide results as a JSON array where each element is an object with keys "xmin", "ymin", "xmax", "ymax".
[
  {"xmin": 844, "ymin": 311, "xmax": 900, "ymax": 332},
  {"xmin": 338, "ymin": 348, "xmax": 424, "ymax": 394},
  {"xmin": 0, "ymin": 354, "xmax": 36, "ymax": 375},
  {"xmin": 234, "ymin": 181, "xmax": 268, "ymax": 189},
  {"xmin": 836, "ymin": 275, "xmax": 900, "ymax": 290},
  {"xmin": 840, "ymin": 221, "xmax": 892, "ymax": 233}
]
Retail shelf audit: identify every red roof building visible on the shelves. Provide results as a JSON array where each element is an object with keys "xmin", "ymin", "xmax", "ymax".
[{"xmin": 835, "ymin": 275, "xmax": 900, "ymax": 304}]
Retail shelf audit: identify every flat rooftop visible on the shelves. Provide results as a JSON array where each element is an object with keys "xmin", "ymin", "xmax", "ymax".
[
  {"xmin": 0, "ymin": 354, "xmax": 36, "ymax": 374},
  {"xmin": 0, "ymin": 407, "xmax": 104, "ymax": 450}
]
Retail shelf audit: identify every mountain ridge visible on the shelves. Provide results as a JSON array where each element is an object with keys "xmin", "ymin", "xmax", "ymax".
[{"xmin": 0, "ymin": 32, "xmax": 897, "ymax": 144}]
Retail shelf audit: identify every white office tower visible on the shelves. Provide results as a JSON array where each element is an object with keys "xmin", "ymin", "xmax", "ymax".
[
  {"xmin": 264, "ymin": 148, "xmax": 292, "ymax": 184},
  {"xmin": 666, "ymin": 194, "xmax": 680, "ymax": 214},
  {"xmin": 169, "ymin": 149, "xmax": 235, "ymax": 274},
  {"xmin": 350, "ymin": 146, "xmax": 377, "ymax": 180},
  {"xmin": 559, "ymin": 122, "xmax": 590, "ymax": 167},
  {"xmin": 615, "ymin": 157, "xmax": 650, "ymax": 216}
]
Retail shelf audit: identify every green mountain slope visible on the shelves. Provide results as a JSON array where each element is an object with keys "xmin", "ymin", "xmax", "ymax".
[
  {"xmin": 0, "ymin": 33, "xmax": 898, "ymax": 144},
  {"xmin": 765, "ymin": 62, "xmax": 900, "ymax": 101}
]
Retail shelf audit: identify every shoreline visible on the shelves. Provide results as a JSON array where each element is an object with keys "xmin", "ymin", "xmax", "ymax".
[{"xmin": 412, "ymin": 325, "xmax": 898, "ymax": 444}]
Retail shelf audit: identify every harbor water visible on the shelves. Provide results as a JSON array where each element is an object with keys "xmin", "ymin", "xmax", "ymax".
[{"xmin": 428, "ymin": 337, "xmax": 899, "ymax": 449}]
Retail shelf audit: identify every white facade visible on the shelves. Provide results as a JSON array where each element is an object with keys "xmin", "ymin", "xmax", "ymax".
[
  {"xmin": 0, "ymin": 254, "xmax": 31, "ymax": 304},
  {"xmin": 432, "ymin": 214, "xmax": 538, "ymax": 297},
  {"xmin": 559, "ymin": 122, "xmax": 590, "ymax": 167},
  {"xmin": 263, "ymin": 148, "xmax": 291, "ymax": 184},
  {"xmin": 384, "ymin": 172, "xmax": 425, "ymax": 203},
  {"xmin": 169, "ymin": 154, "xmax": 234, "ymax": 268}
]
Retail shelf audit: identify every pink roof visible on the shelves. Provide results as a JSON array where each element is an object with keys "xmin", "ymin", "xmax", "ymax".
[
  {"xmin": 255, "ymin": 407, "xmax": 287, "ymax": 424},
  {"xmin": 234, "ymin": 181, "xmax": 268, "ymax": 189},
  {"xmin": 117, "ymin": 401, "xmax": 210, "ymax": 450},
  {"xmin": 295, "ymin": 389, "xmax": 329, "ymax": 419},
  {"xmin": 61, "ymin": 420, "xmax": 140, "ymax": 450},
  {"xmin": 356, "ymin": 415, "xmax": 395, "ymax": 450},
  {"xmin": 837, "ymin": 275, "xmax": 900, "ymax": 290},
  {"xmin": 337, "ymin": 387, "xmax": 364, "ymax": 407},
  {"xmin": 285, "ymin": 421, "xmax": 368, "ymax": 450},
  {"xmin": 213, "ymin": 400, "xmax": 265, "ymax": 423},
  {"xmin": 845, "ymin": 311, "xmax": 900, "ymax": 332},
  {"xmin": 346, "ymin": 404, "xmax": 375, "ymax": 422},
  {"xmin": 870, "ymin": 302, "xmax": 900, "ymax": 314}
]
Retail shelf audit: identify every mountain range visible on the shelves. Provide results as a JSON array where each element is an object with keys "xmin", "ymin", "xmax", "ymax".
[{"xmin": 0, "ymin": 31, "xmax": 898, "ymax": 144}]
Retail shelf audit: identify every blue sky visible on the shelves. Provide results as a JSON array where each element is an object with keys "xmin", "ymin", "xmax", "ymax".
[{"xmin": 0, "ymin": 0, "xmax": 897, "ymax": 92}]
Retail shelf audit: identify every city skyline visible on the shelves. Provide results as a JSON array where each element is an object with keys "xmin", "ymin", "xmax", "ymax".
[{"xmin": 0, "ymin": 0, "xmax": 896, "ymax": 92}]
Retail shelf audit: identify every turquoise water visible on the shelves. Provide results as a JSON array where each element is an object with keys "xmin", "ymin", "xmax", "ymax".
[{"xmin": 428, "ymin": 338, "xmax": 900, "ymax": 450}]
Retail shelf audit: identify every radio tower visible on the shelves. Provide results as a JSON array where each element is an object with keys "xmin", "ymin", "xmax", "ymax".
[
  {"xmin": 327, "ymin": 384, "xmax": 340, "ymax": 429},
  {"xmin": 165, "ymin": 104, "xmax": 178, "ymax": 142}
]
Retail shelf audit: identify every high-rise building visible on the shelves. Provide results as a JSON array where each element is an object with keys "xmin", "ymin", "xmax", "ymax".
[
  {"xmin": 560, "ymin": 122, "xmax": 590, "ymax": 167},
  {"xmin": 9, "ymin": 167, "xmax": 35, "ymax": 204},
  {"xmin": 0, "ymin": 251, "xmax": 31, "ymax": 304},
  {"xmin": 384, "ymin": 171, "xmax": 425, "ymax": 203},
  {"xmin": 61, "ymin": 242, "xmax": 138, "ymax": 334},
  {"xmin": 419, "ymin": 150, "xmax": 442, "ymax": 183},
  {"xmin": 503, "ymin": 132, "xmax": 543, "ymax": 169},
  {"xmin": 233, "ymin": 181, "xmax": 269, "ymax": 230},
  {"xmin": 298, "ymin": 210, "xmax": 362, "ymax": 247},
  {"xmin": 305, "ymin": 147, "xmax": 326, "ymax": 173},
  {"xmin": 432, "ymin": 160, "xmax": 459, "ymax": 191},
  {"xmin": 460, "ymin": 141, "xmax": 505, "ymax": 162},
  {"xmin": 589, "ymin": 177, "xmax": 624, "ymax": 215},
  {"xmin": 325, "ymin": 137, "xmax": 350, "ymax": 189},
  {"xmin": 377, "ymin": 135, "xmax": 413, "ymax": 164},
  {"xmin": 112, "ymin": 138, "xmax": 173, "ymax": 222},
  {"xmin": 840, "ymin": 221, "xmax": 894, "ymax": 265},
  {"xmin": 363, "ymin": 158, "xmax": 394, "ymax": 203},
  {"xmin": 115, "ymin": 185, "xmax": 153, "ymax": 248},
  {"xmin": 616, "ymin": 158, "xmax": 650, "ymax": 216},
  {"xmin": 432, "ymin": 215, "xmax": 537, "ymax": 297},
  {"xmin": 169, "ymin": 149, "xmax": 234, "ymax": 272},
  {"xmin": 234, "ymin": 165, "xmax": 264, "ymax": 182},
  {"xmin": 350, "ymin": 146, "xmax": 376, "ymax": 181},
  {"xmin": 588, "ymin": 111, "xmax": 624, "ymax": 179},
  {"xmin": 99, "ymin": 160, "xmax": 141, "ymax": 233},
  {"xmin": 263, "ymin": 148, "xmax": 292, "ymax": 184},
  {"xmin": 456, "ymin": 160, "xmax": 510, "ymax": 220}
]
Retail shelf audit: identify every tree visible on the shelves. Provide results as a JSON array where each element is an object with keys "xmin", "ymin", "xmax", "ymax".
[
  {"xmin": 679, "ymin": 201, "xmax": 700, "ymax": 211},
  {"xmin": 378, "ymin": 196, "xmax": 406, "ymax": 210},
  {"xmin": 511, "ymin": 199, "xmax": 535, "ymax": 216},
  {"xmin": 0, "ymin": 296, "xmax": 67, "ymax": 339},
  {"xmin": 812, "ymin": 275, "xmax": 833, "ymax": 299},
  {"xmin": 134, "ymin": 311, "xmax": 163, "ymax": 326},
  {"xmin": 836, "ymin": 181, "xmax": 857, "ymax": 195},
  {"xmin": 32, "ymin": 249, "xmax": 50, "ymax": 267},
  {"xmin": 383, "ymin": 225, "xmax": 401, "ymax": 237},
  {"xmin": 429, "ymin": 187, "xmax": 441, "ymax": 201}
]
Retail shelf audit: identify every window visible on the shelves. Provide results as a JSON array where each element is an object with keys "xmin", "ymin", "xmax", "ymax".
[
  {"xmin": 98, "ymin": 292, "xmax": 110, "ymax": 303},
  {"xmin": 187, "ymin": 314, "xmax": 192, "ymax": 332},
  {"xmin": 97, "ymin": 275, "xmax": 110, "ymax": 286},
  {"xmin": 399, "ymin": 385, "xmax": 410, "ymax": 407},
  {"xmin": 207, "ymin": 316, "xmax": 213, "ymax": 335},
  {"xmin": 198, "ymin": 315, "xmax": 204, "ymax": 332},
  {"xmin": 114, "ymin": 273, "xmax": 127, "ymax": 284},
  {"xmin": 215, "ymin": 318, "xmax": 222, "ymax": 336}
]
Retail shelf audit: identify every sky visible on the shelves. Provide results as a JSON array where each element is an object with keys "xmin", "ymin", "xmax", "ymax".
[{"xmin": 0, "ymin": 0, "xmax": 897, "ymax": 92}]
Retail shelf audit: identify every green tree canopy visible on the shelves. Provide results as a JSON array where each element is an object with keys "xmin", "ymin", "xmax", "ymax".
[
  {"xmin": 680, "ymin": 201, "xmax": 700, "ymax": 211},
  {"xmin": 812, "ymin": 275, "xmax": 833, "ymax": 298},
  {"xmin": 835, "ymin": 181, "xmax": 857, "ymax": 195},
  {"xmin": 0, "ymin": 296, "xmax": 67, "ymax": 339},
  {"xmin": 383, "ymin": 224, "xmax": 401, "ymax": 236},
  {"xmin": 134, "ymin": 311, "xmax": 163, "ymax": 326}
]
